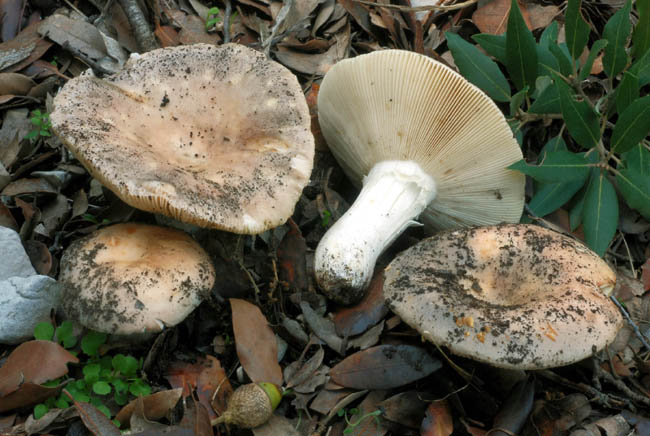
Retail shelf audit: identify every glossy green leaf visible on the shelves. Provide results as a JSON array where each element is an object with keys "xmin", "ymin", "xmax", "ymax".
[
  {"xmin": 602, "ymin": 0, "xmax": 632, "ymax": 77},
  {"xmin": 565, "ymin": 0, "xmax": 590, "ymax": 61},
  {"xmin": 539, "ymin": 21, "xmax": 559, "ymax": 48},
  {"xmin": 553, "ymin": 73, "xmax": 601, "ymax": 148},
  {"xmin": 508, "ymin": 151, "xmax": 591, "ymax": 183},
  {"xmin": 529, "ymin": 179, "xmax": 585, "ymax": 217},
  {"xmin": 537, "ymin": 44, "xmax": 561, "ymax": 76},
  {"xmin": 529, "ymin": 82, "xmax": 561, "ymax": 113},
  {"xmin": 617, "ymin": 168, "xmax": 650, "ymax": 219},
  {"xmin": 611, "ymin": 95, "xmax": 650, "ymax": 153},
  {"xmin": 93, "ymin": 381, "xmax": 112, "ymax": 395},
  {"xmin": 472, "ymin": 33, "xmax": 507, "ymax": 63},
  {"xmin": 506, "ymin": 0, "xmax": 538, "ymax": 90},
  {"xmin": 583, "ymin": 170, "xmax": 618, "ymax": 256},
  {"xmin": 34, "ymin": 322, "xmax": 54, "ymax": 341},
  {"xmin": 508, "ymin": 120, "xmax": 524, "ymax": 145},
  {"xmin": 549, "ymin": 43, "xmax": 574, "ymax": 75},
  {"xmin": 632, "ymin": 0, "xmax": 650, "ymax": 57},
  {"xmin": 445, "ymin": 32, "xmax": 511, "ymax": 102},
  {"xmin": 615, "ymin": 71, "xmax": 639, "ymax": 114},
  {"xmin": 623, "ymin": 144, "xmax": 650, "ymax": 174},
  {"xmin": 578, "ymin": 39, "xmax": 608, "ymax": 81},
  {"xmin": 81, "ymin": 331, "xmax": 107, "ymax": 356},
  {"xmin": 542, "ymin": 135, "xmax": 567, "ymax": 153},
  {"xmin": 510, "ymin": 86, "xmax": 529, "ymax": 116},
  {"xmin": 569, "ymin": 185, "xmax": 587, "ymax": 230},
  {"xmin": 629, "ymin": 47, "xmax": 650, "ymax": 85}
]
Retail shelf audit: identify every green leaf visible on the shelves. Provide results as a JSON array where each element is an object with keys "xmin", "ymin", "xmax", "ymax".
[
  {"xmin": 93, "ymin": 381, "xmax": 112, "ymax": 395},
  {"xmin": 632, "ymin": 0, "xmax": 650, "ymax": 58},
  {"xmin": 83, "ymin": 363, "xmax": 101, "ymax": 384},
  {"xmin": 33, "ymin": 404, "xmax": 49, "ymax": 419},
  {"xmin": 611, "ymin": 96, "xmax": 650, "ymax": 153},
  {"xmin": 539, "ymin": 21, "xmax": 559, "ymax": 48},
  {"xmin": 507, "ymin": 151, "xmax": 591, "ymax": 183},
  {"xmin": 445, "ymin": 32, "xmax": 511, "ymax": 102},
  {"xmin": 55, "ymin": 321, "xmax": 76, "ymax": 348},
  {"xmin": 549, "ymin": 43, "xmax": 574, "ymax": 76},
  {"xmin": 617, "ymin": 168, "xmax": 650, "ymax": 219},
  {"xmin": 537, "ymin": 44, "xmax": 561, "ymax": 77},
  {"xmin": 129, "ymin": 379, "xmax": 151, "ymax": 397},
  {"xmin": 529, "ymin": 179, "xmax": 585, "ymax": 217},
  {"xmin": 114, "ymin": 391, "xmax": 128, "ymax": 406},
  {"xmin": 34, "ymin": 322, "xmax": 54, "ymax": 341},
  {"xmin": 529, "ymin": 82, "xmax": 561, "ymax": 113},
  {"xmin": 583, "ymin": 170, "xmax": 618, "ymax": 256},
  {"xmin": 508, "ymin": 120, "xmax": 524, "ymax": 145},
  {"xmin": 55, "ymin": 397, "xmax": 70, "ymax": 409},
  {"xmin": 570, "ymin": 184, "xmax": 587, "ymax": 230},
  {"xmin": 602, "ymin": 0, "xmax": 632, "ymax": 77},
  {"xmin": 629, "ymin": 47, "xmax": 650, "ymax": 85},
  {"xmin": 622, "ymin": 144, "xmax": 650, "ymax": 174},
  {"xmin": 553, "ymin": 74, "xmax": 601, "ymax": 148},
  {"xmin": 578, "ymin": 39, "xmax": 608, "ymax": 81},
  {"xmin": 615, "ymin": 71, "xmax": 639, "ymax": 114},
  {"xmin": 506, "ymin": 0, "xmax": 538, "ymax": 90},
  {"xmin": 542, "ymin": 135, "xmax": 567, "ymax": 153},
  {"xmin": 565, "ymin": 0, "xmax": 590, "ymax": 61},
  {"xmin": 112, "ymin": 378, "xmax": 128, "ymax": 393},
  {"xmin": 81, "ymin": 331, "xmax": 107, "ymax": 356},
  {"xmin": 472, "ymin": 33, "xmax": 507, "ymax": 63},
  {"xmin": 112, "ymin": 354, "xmax": 138, "ymax": 377},
  {"xmin": 510, "ymin": 86, "xmax": 529, "ymax": 116}
]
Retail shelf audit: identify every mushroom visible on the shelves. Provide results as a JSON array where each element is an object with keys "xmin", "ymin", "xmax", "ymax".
[
  {"xmin": 59, "ymin": 223, "xmax": 215, "ymax": 336},
  {"xmin": 315, "ymin": 49, "xmax": 525, "ymax": 304},
  {"xmin": 382, "ymin": 224, "xmax": 623, "ymax": 369},
  {"xmin": 50, "ymin": 43, "xmax": 314, "ymax": 234}
]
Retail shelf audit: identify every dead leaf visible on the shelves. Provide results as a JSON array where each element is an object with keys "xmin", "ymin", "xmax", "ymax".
[
  {"xmin": 525, "ymin": 3, "xmax": 559, "ymax": 30},
  {"xmin": 1, "ymin": 178, "xmax": 58, "ymax": 196},
  {"xmin": 0, "ymin": 73, "xmax": 36, "ymax": 96},
  {"xmin": 23, "ymin": 239, "xmax": 52, "ymax": 275},
  {"xmin": 642, "ymin": 259, "xmax": 650, "ymax": 291},
  {"xmin": 64, "ymin": 390, "xmax": 121, "ymax": 436},
  {"xmin": 472, "ymin": 0, "xmax": 533, "ymax": 35},
  {"xmin": 0, "ymin": 201, "xmax": 18, "ymax": 231},
  {"xmin": 164, "ymin": 10, "xmax": 221, "ymax": 45},
  {"xmin": 347, "ymin": 320, "xmax": 384, "ymax": 350},
  {"xmin": 344, "ymin": 390, "xmax": 387, "ymax": 436},
  {"xmin": 421, "ymin": 401, "xmax": 453, "ymax": 436},
  {"xmin": 277, "ymin": 219, "xmax": 309, "ymax": 292},
  {"xmin": 231, "ymin": 298, "xmax": 283, "ymax": 386},
  {"xmin": 334, "ymin": 271, "xmax": 389, "ymax": 337},
  {"xmin": 300, "ymin": 301, "xmax": 345, "ymax": 354},
  {"xmin": 491, "ymin": 378, "xmax": 534, "ymax": 436},
  {"xmin": 252, "ymin": 414, "xmax": 301, "ymax": 435},
  {"xmin": 178, "ymin": 398, "xmax": 214, "ymax": 436},
  {"xmin": 115, "ymin": 388, "xmax": 183, "ymax": 427},
  {"xmin": 328, "ymin": 345, "xmax": 441, "ymax": 390},
  {"xmin": 155, "ymin": 24, "xmax": 180, "ymax": 47},
  {"xmin": 164, "ymin": 355, "xmax": 233, "ymax": 420},
  {"xmin": 0, "ymin": 21, "xmax": 52, "ymax": 72},
  {"xmin": 310, "ymin": 388, "xmax": 355, "ymax": 414},
  {"xmin": 0, "ymin": 382, "xmax": 63, "ymax": 413},
  {"xmin": 286, "ymin": 347, "xmax": 325, "ymax": 389},
  {"xmin": 0, "ymin": 340, "xmax": 78, "ymax": 398},
  {"xmin": 380, "ymin": 391, "xmax": 431, "ymax": 429}
]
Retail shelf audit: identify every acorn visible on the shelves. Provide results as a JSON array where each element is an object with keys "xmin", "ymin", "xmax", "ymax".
[{"xmin": 211, "ymin": 382, "xmax": 282, "ymax": 428}]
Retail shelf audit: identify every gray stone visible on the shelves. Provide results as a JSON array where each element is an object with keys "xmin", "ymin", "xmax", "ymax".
[
  {"xmin": 0, "ymin": 227, "xmax": 36, "ymax": 280},
  {"xmin": 0, "ymin": 275, "xmax": 61, "ymax": 344}
]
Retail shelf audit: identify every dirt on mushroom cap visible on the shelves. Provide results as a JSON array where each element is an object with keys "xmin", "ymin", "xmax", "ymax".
[
  {"xmin": 383, "ymin": 224, "xmax": 623, "ymax": 369},
  {"xmin": 50, "ymin": 43, "xmax": 314, "ymax": 234}
]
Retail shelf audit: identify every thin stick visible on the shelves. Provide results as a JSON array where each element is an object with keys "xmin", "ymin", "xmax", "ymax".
[
  {"xmin": 610, "ymin": 295, "xmax": 650, "ymax": 354},
  {"xmin": 353, "ymin": 0, "xmax": 478, "ymax": 12}
]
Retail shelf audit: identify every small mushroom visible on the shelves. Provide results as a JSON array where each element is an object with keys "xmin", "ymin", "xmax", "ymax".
[
  {"xmin": 59, "ymin": 223, "xmax": 215, "ymax": 336},
  {"xmin": 50, "ymin": 43, "xmax": 314, "ymax": 234},
  {"xmin": 382, "ymin": 224, "xmax": 624, "ymax": 369},
  {"xmin": 315, "ymin": 50, "xmax": 525, "ymax": 304}
]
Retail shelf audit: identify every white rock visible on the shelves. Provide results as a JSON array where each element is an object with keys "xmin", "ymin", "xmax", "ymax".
[
  {"xmin": 0, "ymin": 227, "xmax": 36, "ymax": 280},
  {"xmin": 0, "ymin": 275, "xmax": 61, "ymax": 344}
]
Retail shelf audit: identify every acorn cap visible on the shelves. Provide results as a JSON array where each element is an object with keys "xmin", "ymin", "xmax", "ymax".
[
  {"xmin": 51, "ymin": 43, "xmax": 314, "ymax": 234},
  {"xmin": 317, "ymin": 49, "xmax": 524, "ymax": 230},
  {"xmin": 59, "ymin": 223, "xmax": 215, "ymax": 335},
  {"xmin": 383, "ymin": 224, "xmax": 624, "ymax": 369}
]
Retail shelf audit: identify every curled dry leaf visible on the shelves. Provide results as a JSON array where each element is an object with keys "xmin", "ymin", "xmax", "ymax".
[
  {"xmin": 328, "ymin": 345, "xmax": 441, "ymax": 390},
  {"xmin": 333, "ymin": 270, "xmax": 388, "ymax": 337},
  {"xmin": 421, "ymin": 401, "xmax": 453, "ymax": 436},
  {"xmin": 231, "ymin": 298, "xmax": 283, "ymax": 386},
  {"xmin": 277, "ymin": 219, "xmax": 309, "ymax": 293},
  {"xmin": 115, "ymin": 388, "xmax": 183, "ymax": 427},
  {"xmin": 472, "ymin": 0, "xmax": 533, "ymax": 34},
  {"xmin": 64, "ymin": 390, "xmax": 121, "ymax": 436}
]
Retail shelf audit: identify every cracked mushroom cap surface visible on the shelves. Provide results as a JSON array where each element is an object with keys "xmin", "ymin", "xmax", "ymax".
[
  {"xmin": 317, "ymin": 49, "xmax": 525, "ymax": 230},
  {"xmin": 51, "ymin": 43, "xmax": 314, "ymax": 234},
  {"xmin": 59, "ymin": 223, "xmax": 215, "ymax": 336},
  {"xmin": 383, "ymin": 224, "xmax": 623, "ymax": 369}
]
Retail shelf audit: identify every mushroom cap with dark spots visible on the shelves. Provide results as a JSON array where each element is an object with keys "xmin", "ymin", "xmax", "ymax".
[
  {"xmin": 383, "ymin": 224, "xmax": 623, "ymax": 369},
  {"xmin": 51, "ymin": 43, "xmax": 314, "ymax": 234},
  {"xmin": 59, "ymin": 223, "xmax": 215, "ymax": 336}
]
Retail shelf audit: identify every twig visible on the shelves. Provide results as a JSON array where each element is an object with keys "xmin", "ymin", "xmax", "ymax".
[
  {"xmin": 353, "ymin": 0, "xmax": 478, "ymax": 12},
  {"xmin": 118, "ymin": 0, "xmax": 158, "ymax": 52},
  {"xmin": 610, "ymin": 296, "xmax": 650, "ymax": 354},
  {"xmin": 537, "ymin": 369, "xmax": 627, "ymax": 409},
  {"xmin": 238, "ymin": 260, "xmax": 262, "ymax": 306},
  {"xmin": 223, "ymin": 0, "xmax": 233, "ymax": 43}
]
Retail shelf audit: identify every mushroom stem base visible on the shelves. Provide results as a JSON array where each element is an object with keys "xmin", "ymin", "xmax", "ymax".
[{"xmin": 315, "ymin": 160, "xmax": 436, "ymax": 304}]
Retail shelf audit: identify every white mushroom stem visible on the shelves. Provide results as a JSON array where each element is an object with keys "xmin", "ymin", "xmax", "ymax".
[{"xmin": 315, "ymin": 160, "xmax": 437, "ymax": 301}]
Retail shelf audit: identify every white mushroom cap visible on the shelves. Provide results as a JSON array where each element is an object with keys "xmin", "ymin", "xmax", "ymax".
[
  {"xmin": 317, "ymin": 49, "xmax": 524, "ymax": 229},
  {"xmin": 383, "ymin": 224, "xmax": 623, "ymax": 369},
  {"xmin": 314, "ymin": 49, "xmax": 524, "ymax": 302},
  {"xmin": 51, "ymin": 43, "xmax": 314, "ymax": 234},
  {"xmin": 59, "ymin": 223, "xmax": 216, "ymax": 336}
]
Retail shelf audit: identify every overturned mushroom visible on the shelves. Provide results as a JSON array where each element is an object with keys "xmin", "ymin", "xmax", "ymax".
[
  {"xmin": 383, "ymin": 224, "xmax": 623, "ymax": 369},
  {"xmin": 315, "ymin": 49, "xmax": 524, "ymax": 304},
  {"xmin": 59, "ymin": 223, "xmax": 215, "ymax": 336},
  {"xmin": 51, "ymin": 43, "xmax": 314, "ymax": 234}
]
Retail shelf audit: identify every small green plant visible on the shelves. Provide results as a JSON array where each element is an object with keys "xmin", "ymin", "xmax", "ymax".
[
  {"xmin": 446, "ymin": 0, "xmax": 650, "ymax": 256},
  {"xmin": 33, "ymin": 321, "xmax": 151, "ymax": 425},
  {"xmin": 321, "ymin": 209, "xmax": 332, "ymax": 227},
  {"xmin": 205, "ymin": 7, "xmax": 221, "ymax": 30},
  {"xmin": 25, "ymin": 109, "xmax": 52, "ymax": 141},
  {"xmin": 337, "ymin": 407, "xmax": 382, "ymax": 434}
]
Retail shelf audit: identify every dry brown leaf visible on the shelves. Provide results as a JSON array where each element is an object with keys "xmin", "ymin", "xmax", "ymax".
[
  {"xmin": 115, "ymin": 388, "xmax": 183, "ymax": 427},
  {"xmin": 0, "ymin": 21, "xmax": 53, "ymax": 72},
  {"xmin": 231, "ymin": 298, "xmax": 283, "ymax": 386},
  {"xmin": 1, "ymin": 178, "xmax": 58, "ymax": 196},
  {"xmin": 421, "ymin": 401, "xmax": 453, "ymax": 436},
  {"xmin": 65, "ymin": 390, "xmax": 121, "ymax": 436},
  {"xmin": 344, "ymin": 390, "xmax": 387, "ymax": 436},
  {"xmin": 0, "ymin": 73, "xmax": 36, "ymax": 96},
  {"xmin": 333, "ymin": 270, "xmax": 388, "ymax": 337},
  {"xmin": 277, "ymin": 219, "xmax": 309, "ymax": 292},
  {"xmin": 252, "ymin": 414, "xmax": 301, "ymax": 436},
  {"xmin": 525, "ymin": 3, "xmax": 559, "ymax": 30},
  {"xmin": 472, "ymin": 0, "xmax": 533, "ymax": 35},
  {"xmin": 23, "ymin": 239, "xmax": 52, "ymax": 275}
]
